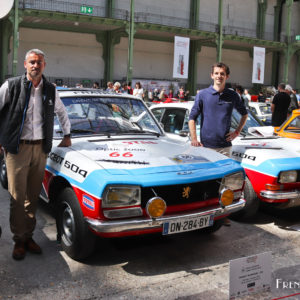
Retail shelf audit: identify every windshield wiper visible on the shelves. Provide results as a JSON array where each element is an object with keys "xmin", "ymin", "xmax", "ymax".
[
  {"xmin": 70, "ymin": 129, "xmax": 96, "ymax": 134},
  {"xmin": 118, "ymin": 129, "xmax": 160, "ymax": 137}
]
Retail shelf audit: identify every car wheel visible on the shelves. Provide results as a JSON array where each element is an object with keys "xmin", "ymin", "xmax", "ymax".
[
  {"xmin": 230, "ymin": 177, "xmax": 260, "ymax": 220},
  {"xmin": 0, "ymin": 155, "xmax": 8, "ymax": 190},
  {"xmin": 57, "ymin": 187, "xmax": 96, "ymax": 260},
  {"xmin": 200, "ymin": 219, "xmax": 224, "ymax": 234}
]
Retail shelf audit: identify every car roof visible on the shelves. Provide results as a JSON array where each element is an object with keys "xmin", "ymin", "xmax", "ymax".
[
  {"xmin": 150, "ymin": 101, "xmax": 195, "ymax": 110},
  {"xmin": 249, "ymin": 102, "xmax": 269, "ymax": 107},
  {"xmin": 57, "ymin": 87, "xmax": 141, "ymax": 100}
]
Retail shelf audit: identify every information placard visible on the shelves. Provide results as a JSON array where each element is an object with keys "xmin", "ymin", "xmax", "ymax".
[{"xmin": 229, "ymin": 252, "xmax": 271, "ymax": 299}]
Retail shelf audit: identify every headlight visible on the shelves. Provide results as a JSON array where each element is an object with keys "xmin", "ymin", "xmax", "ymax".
[
  {"xmin": 278, "ymin": 171, "xmax": 297, "ymax": 183},
  {"xmin": 146, "ymin": 197, "xmax": 166, "ymax": 218},
  {"xmin": 102, "ymin": 185, "xmax": 141, "ymax": 208},
  {"xmin": 219, "ymin": 188, "xmax": 234, "ymax": 207},
  {"xmin": 220, "ymin": 172, "xmax": 244, "ymax": 191}
]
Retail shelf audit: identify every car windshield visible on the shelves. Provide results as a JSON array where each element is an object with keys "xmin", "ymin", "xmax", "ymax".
[
  {"xmin": 258, "ymin": 104, "xmax": 272, "ymax": 115},
  {"xmin": 54, "ymin": 96, "xmax": 162, "ymax": 137},
  {"xmin": 283, "ymin": 115, "xmax": 300, "ymax": 133},
  {"xmin": 231, "ymin": 109, "xmax": 263, "ymax": 135}
]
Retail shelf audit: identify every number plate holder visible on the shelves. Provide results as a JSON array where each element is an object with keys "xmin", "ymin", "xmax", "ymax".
[{"xmin": 162, "ymin": 214, "xmax": 214, "ymax": 235}]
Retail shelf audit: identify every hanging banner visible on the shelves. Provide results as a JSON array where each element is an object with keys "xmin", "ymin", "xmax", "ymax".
[
  {"xmin": 173, "ymin": 36, "xmax": 190, "ymax": 79},
  {"xmin": 252, "ymin": 47, "xmax": 265, "ymax": 84}
]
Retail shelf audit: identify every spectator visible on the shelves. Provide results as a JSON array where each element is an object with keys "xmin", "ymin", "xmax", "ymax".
[
  {"xmin": 133, "ymin": 81, "xmax": 144, "ymax": 100},
  {"xmin": 271, "ymin": 83, "xmax": 291, "ymax": 126},
  {"xmin": 127, "ymin": 82, "xmax": 133, "ymax": 95},
  {"xmin": 148, "ymin": 89, "xmax": 153, "ymax": 102},
  {"xmin": 188, "ymin": 62, "xmax": 248, "ymax": 157},
  {"xmin": 184, "ymin": 90, "xmax": 190, "ymax": 101},
  {"xmin": 177, "ymin": 86, "xmax": 185, "ymax": 101},
  {"xmin": 121, "ymin": 82, "xmax": 129, "ymax": 93},
  {"xmin": 236, "ymin": 85, "xmax": 248, "ymax": 108},
  {"xmin": 285, "ymin": 84, "xmax": 299, "ymax": 115},
  {"xmin": 159, "ymin": 89, "xmax": 166, "ymax": 101},
  {"xmin": 93, "ymin": 82, "xmax": 100, "ymax": 89},
  {"xmin": 257, "ymin": 91, "xmax": 266, "ymax": 103},
  {"xmin": 106, "ymin": 81, "xmax": 114, "ymax": 92},
  {"xmin": 188, "ymin": 62, "xmax": 247, "ymax": 227},
  {"xmin": 0, "ymin": 49, "xmax": 71, "ymax": 260},
  {"xmin": 153, "ymin": 88, "xmax": 159, "ymax": 101},
  {"xmin": 113, "ymin": 81, "xmax": 122, "ymax": 93},
  {"xmin": 167, "ymin": 89, "xmax": 174, "ymax": 98},
  {"xmin": 292, "ymin": 88, "xmax": 300, "ymax": 105}
]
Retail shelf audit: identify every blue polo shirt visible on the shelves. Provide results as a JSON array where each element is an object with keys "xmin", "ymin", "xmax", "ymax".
[{"xmin": 189, "ymin": 85, "xmax": 247, "ymax": 148}]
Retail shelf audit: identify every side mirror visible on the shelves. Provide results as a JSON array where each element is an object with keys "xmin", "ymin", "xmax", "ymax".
[{"xmin": 179, "ymin": 130, "xmax": 189, "ymax": 137}]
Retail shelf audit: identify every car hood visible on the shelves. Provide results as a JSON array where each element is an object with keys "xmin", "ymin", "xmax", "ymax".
[
  {"xmin": 66, "ymin": 135, "xmax": 234, "ymax": 176},
  {"xmin": 232, "ymin": 133, "xmax": 300, "ymax": 176}
]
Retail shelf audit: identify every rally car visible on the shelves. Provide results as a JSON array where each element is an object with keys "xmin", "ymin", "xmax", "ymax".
[
  {"xmin": 150, "ymin": 101, "xmax": 300, "ymax": 219},
  {"xmin": 274, "ymin": 109, "xmax": 300, "ymax": 139},
  {"xmin": 0, "ymin": 90, "xmax": 245, "ymax": 260}
]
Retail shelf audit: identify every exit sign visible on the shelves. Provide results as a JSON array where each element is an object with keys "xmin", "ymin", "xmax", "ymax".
[
  {"xmin": 80, "ymin": 5, "xmax": 93, "ymax": 14},
  {"xmin": 296, "ymin": 35, "xmax": 300, "ymax": 41}
]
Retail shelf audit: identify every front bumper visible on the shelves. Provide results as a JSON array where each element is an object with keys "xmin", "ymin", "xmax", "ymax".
[
  {"xmin": 260, "ymin": 190, "xmax": 300, "ymax": 208},
  {"xmin": 85, "ymin": 198, "xmax": 245, "ymax": 233}
]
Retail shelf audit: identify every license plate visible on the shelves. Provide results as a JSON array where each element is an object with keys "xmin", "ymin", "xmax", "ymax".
[{"xmin": 162, "ymin": 214, "xmax": 214, "ymax": 235}]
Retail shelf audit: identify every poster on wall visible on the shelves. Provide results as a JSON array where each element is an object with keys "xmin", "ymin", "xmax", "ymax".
[
  {"xmin": 173, "ymin": 36, "xmax": 190, "ymax": 79},
  {"xmin": 252, "ymin": 46, "xmax": 265, "ymax": 84}
]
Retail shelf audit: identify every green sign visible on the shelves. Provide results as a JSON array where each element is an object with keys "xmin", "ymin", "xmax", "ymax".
[
  {"xmin": 80, "ymin": 5, "xmax": 93, "ymax": 14},
  {"xmin": 296, "ymin": 35, "xmax": 300, "ymax": 41}
]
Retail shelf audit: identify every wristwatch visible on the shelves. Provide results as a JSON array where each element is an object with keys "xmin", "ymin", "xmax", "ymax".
[{"xmin": 64, "ymin": 134, "xmax": 71, "ymax": 138}]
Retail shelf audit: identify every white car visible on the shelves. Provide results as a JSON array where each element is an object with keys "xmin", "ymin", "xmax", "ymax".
[
  {"xmin": 150, "ymin": 101, "xmax": 300, "ymax": 219},
  {"xmin": 0, "ymin": 90, "xmax": 246, "ymax": 260},
  {"xmin": 248, "ymin": 102, "xmax": 272, "ymax": 125}
]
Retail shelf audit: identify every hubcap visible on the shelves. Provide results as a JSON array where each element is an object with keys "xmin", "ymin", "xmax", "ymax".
[{"xmin": 62, "ymin": 203, "xmax": 75, "ymax": 246}]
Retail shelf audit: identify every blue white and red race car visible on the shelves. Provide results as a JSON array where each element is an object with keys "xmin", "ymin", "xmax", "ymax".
[
  {"xmin": 15, "ymin": 89, "xmax": 244, "ymax": 260},
  {"xmin": 150, "ymin": 102, "xmax": 300, "ymax": 219}
]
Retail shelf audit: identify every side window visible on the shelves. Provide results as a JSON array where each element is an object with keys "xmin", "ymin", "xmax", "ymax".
[
  {"xmin": 161, "ymin": 108, "xmax": 186, "ymax": 133},
  {"xmin": 182, "ymin": 110, "xmax": 190, "ymax": 131},
  {"xmin": 249, "ymin": 107, "xmax": 256, "ymax": 114},
  {"xmin": 285, "ymin": 116, "xmax": 300, "ymax": 132},
  {"xmin": 151, "ymin": 108, "xmax": 165, "ymax": 122}
]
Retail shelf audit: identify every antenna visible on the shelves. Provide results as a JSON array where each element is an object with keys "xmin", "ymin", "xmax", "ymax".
[{"xmin": 0, "ymin": 0, "xmax": 14, "ymax": 19}]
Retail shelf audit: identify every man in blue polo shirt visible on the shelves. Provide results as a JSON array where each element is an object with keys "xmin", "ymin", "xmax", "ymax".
[{"xmin": 189, "ymin": 62, "xmax": 248, "ymax": 157}]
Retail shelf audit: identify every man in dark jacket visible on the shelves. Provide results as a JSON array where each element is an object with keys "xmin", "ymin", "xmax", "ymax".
[
  {"xmin": 271, "ymin": 83, "xmax": 291, "ymax": 126},
  {"xmin": 285, "ymin": 84, "xmax": 299, "ymax": 115},
  {"xmin": 0, "ymin": 49, "xmax": 71, "ymax": 260}
]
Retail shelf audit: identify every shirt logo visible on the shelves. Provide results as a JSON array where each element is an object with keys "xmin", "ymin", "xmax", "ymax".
[
  {"xmin": 48, "ymin": 99, "xmax": 54, "ymax": 105},
  {"xmin": 182, "ymin": 186, "xmax": 191, "ymax": 199}
]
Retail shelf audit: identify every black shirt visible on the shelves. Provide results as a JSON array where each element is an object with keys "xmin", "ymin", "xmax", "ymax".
[{"xmin": 271, "ymin": 92, "xmax": 291, "ymax": 126}]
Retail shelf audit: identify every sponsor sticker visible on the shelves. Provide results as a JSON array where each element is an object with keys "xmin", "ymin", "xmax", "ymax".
[
  {"xmin": 170, "ymin": 154, "xmax": 209, "ymax": 164},
  {"xmin": 82, "ymin": 195, "xmax": 95, "ymax": 210}
]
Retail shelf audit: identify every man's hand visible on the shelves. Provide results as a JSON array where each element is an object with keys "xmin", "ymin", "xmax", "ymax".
[
  {"xmin": 226, "ymin": 130, "xmax": 240, "ymax": 142},
  {"xmin": 191, "ymin": 139, "xmax": 203, "ymax": 147},
  {"xmin": 57, "ymin": 136, "xmax": 72, "ymax": 147}
]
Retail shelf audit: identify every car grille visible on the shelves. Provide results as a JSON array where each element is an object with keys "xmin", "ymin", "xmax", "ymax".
[{"xmin": 141, "ymin": 178, "xmax": 222, "ymax": 207}]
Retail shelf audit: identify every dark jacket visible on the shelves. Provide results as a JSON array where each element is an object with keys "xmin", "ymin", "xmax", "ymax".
[
  {"xmin": 0, "ymin": 74, "xmax": 56, "ymax": 154},
  {"xmin": 288, "ymin": 93, "xmax": 299, "ymax": 114}
]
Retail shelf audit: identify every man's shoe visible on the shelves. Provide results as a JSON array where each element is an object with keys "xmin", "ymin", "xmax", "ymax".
[
  {"xmin": 12, "ymin": 242, "xmax": 26, "ymax": 260},
  {"xmin": 25, "ymin": 238, "xmax": 42, "ymax": 254}
]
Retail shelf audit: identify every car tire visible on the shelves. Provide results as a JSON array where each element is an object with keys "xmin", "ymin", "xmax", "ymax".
[
  {"xmin": 200, "ymin": 219, "xmax": 224, "ymax": 234},
  {"xmin": 57, "ymin": 187, "xmax": 96, "ymax": 260},
  {"xmin": 0, "ymin": 154, "xmax": 8, "ymax": 190},
  {"xmin": 230, "ymin": 177, "xmax": 260, "ymax": 220}
]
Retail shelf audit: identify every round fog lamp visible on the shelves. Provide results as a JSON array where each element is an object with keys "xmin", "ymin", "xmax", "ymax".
[
  {"xmin": 146, "ymin": 197, "xmax": 166, "ymax": 218},
  {"xmin": 219, "ymin": 188, "xmax": 234, "ymax": 207}
]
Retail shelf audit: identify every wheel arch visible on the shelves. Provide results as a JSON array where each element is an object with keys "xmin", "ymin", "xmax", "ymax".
[{"xmin": 48, "ymin": 175, "xmax": 73, "ymax": 206}]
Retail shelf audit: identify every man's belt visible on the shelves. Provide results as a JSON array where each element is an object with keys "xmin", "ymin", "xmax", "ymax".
[{"xmin": 19, "ymin": 139, "xmax": 43, "ymax": 145}]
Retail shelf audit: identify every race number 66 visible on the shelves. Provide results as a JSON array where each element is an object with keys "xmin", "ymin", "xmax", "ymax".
[{"xmin": 109, "ymin": 152, "xmax": 133, "ymax": 157}]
